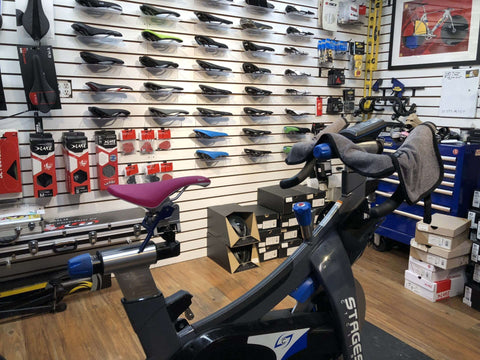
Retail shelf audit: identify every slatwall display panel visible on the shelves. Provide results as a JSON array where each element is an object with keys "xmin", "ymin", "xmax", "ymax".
[
  {"xmin": 376, "ymin": 3, "xmax": 480, "ymax": 129},
  {"xmin": 0, "ymin": 0, "xmax": 366, "ymax": 264}
]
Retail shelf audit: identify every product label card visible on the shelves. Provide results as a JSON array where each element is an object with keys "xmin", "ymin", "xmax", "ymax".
[
  {"xmin": 265, "ymin": 236, "xmax": 280, "ymax": 246},
  {"xmin": 264, "ymin": 250, "xmax": 278, "ymax": 261},
  {"xmin": 262, "ymin": 219, "xmax": 277, "ymax": 229},
  {"xmin": 428, "ymin": 234, "xmax": 451, "ymax": 249},
  {"xmin": 472, "ymin": 243, "xmax": 480, "ymax": 262},
  {"xmin": 312, "ymin": 198, "xmax": 325, "ymax": 207}
]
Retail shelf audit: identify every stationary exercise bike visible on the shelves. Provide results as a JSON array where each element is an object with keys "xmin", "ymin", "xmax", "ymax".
[{"xmin": 68, "ymin": 118, "xmax": 442, "ymax": 360}]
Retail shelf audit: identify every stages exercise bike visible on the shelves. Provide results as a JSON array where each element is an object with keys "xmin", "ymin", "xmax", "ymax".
[{"xmin": 68, "ymin": 118, "xmax": 443, "ymax": 360}]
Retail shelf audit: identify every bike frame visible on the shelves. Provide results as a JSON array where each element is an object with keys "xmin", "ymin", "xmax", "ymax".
[{"xmin": 415, "ymin": 6, "xmax": 455, "ymax": 40}]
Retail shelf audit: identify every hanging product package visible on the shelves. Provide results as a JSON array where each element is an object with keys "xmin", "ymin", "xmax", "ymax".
[
  {"xmin": 95, "ymin": 130, "xmax": 118, "ymax": 190},
  {"xmin": 62, "ymin": 131, "xmax": 90, "ymax": 194},
  {"xmin": 0, "ymin": 131, "xmax": 22, "ymax": 198},
  {"xmin": 30, "ymin": 132, "xmax": 57, "ymax": 198},
  {"xmin": 17, "ymin": 45, "xmax": 61, "ymax": 113}
]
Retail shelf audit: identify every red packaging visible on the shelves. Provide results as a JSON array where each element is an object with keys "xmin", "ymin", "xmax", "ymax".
[
  {"xmin": 157, "ymin": 129, "xmax": 171, "ymax": 139},
  {"xmin": 316, "ymin": 97, "xmax": 323, "ymax": 116},
  {"xmin": 125, "ymin": 164, "xmax": 139, "ymax": 184},
  {"xmin": 30, "ymin": 132, "xmax": 57, "ymax": 198},
  {"xmin": 161, "ymin": 161, "xmax": 173, "ymax": 173},
  {"xmin": 62, "ymin": 131, "xmax": 91, "ymax": 194},
  {"xmin": 0, "ymin": 131, "xmax": 22, "ymax": 197},
  {"xmin": 145, "ymin": 163, "xmax": 161, "ymax": 183},
  {"xmin": 119, "ymin": 129, "xmax": 136, "ymax": 155},
  {"xmin": 139, "ymin": 129, "xmax": 156, "ymax": 154},
  {"xmin": 95, "ymin": 131, "xmax": 118, "ymax": 190}
]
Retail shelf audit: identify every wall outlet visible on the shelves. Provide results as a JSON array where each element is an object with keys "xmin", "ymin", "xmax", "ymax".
[{"xmin": 58, "ymin": 80, "xmax": 72, "ymax": 98}]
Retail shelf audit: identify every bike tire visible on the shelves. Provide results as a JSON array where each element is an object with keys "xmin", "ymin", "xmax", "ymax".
[{"xmin": 441, "ymin": 15, "xmax": 469, "ymax": 46}]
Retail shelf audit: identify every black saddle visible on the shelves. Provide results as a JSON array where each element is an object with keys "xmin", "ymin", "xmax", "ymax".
[
  {"xmin": 80, "ymin": 51, "xmax": 124, "ymax": 65},
  {"xmin": 195, "ymin": 35, "xmax": 228, "ymax": 49},
  {"xmin": 21, "ymin": 0, "xmax": 50, "ymax": 41},
  {"xmin": 199, "ymin": 85, "xmax": 232, "ymax": 95},
  {"xmin": 85, "ymin": 82, "xmax": 132, "ymax": 92},
  {"xmin": 243, "ymin": 41, "xmax": 274, "ymax": 52},
  {"xmin": 197, "ymin": 107, "xmax": 233, "ymax": 117},
  {"xmin": 285, "ymin": 5, "xmax": 314, "ymax": 16},
  {"xmin": 244, "ymin": 148, "xmax": 272, "ymax": 156},
  {"xmin": 285, "ymin": 69, "xmax": 311, "ymax": 77},
  {"xmin": 144, "ymin": 82, "xmax": 183, "ymax": 92},
  {"xmin": 76, "ymin": 0, "xmax": 122, "ymax": 12},
  {"xmin": 197, "ymin": 60, "xmax": 232, "ymax": 72},
  {"xmin": 195, "ymin": 12, "xmax": 232, "ymax": 25},
  {"xmin": 285, "ymin": 47, "xmax": 308, "ymax": 56},
  {"xmin": 139, "ymin": 56, "xmax": 179, "ymax": 69},
  {"xmin": 149, "ymin": 107, "xmax": 189, "ymax": 117},
  {"xmin": 242, "ymin": 62, "xmax": 271, "ymax": 74},
  {"xmin": 140, "ymin": 4, "xmax": 180, "ymax": 17},
  {"xmin": 240, "ymin": 18, "xmax": 272, "ymax": 30},
  {"xmin": 286, "ymin": 88, "xmax": 310, "ymax": 95},
  {"xmin": 242, "ymin": 128, "xmax": 271, "ymax": 136},
  {"xmin": 29, "ymin": 54, "xmax": 57, "ymax": 113},
  {"xmin": 72, "ymin": 23, "xmax": 122, "ymax": 37},
  {"xmin": 88, "ymin": 106, "xmax": 130, "ymax": 118},
  {"xmin": 285, "ymin": 108, "xmax": 310, "ymax": 116},
  {"xmin": 243, "ymin": 107, "xmax": 273, "ymax": 116},
  {"xmin": 245, "ymin": 0, "xmax": 274, "ymax": 9},
  {"xmin": 287, "ymin": 26, "xmax": 314, "ymax": 36},
  {"xmin": 245, "ymin": 86, "xmax": 272, "ymax": 96}
]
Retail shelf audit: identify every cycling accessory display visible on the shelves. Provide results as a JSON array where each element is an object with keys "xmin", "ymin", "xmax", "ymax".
[
  {"xmin": 196, "ymin": 150, "xmax": 229, "ymax": 160},
  {"xmin": 194, "ymin": 12, "xmax": 232, "ymax": 25},
  {"xmin": 149, "ymin": 108, "xmax": 189, "ymax": 117},
  {"xmin": 199, "ymin": 85, "xmax": 232, "ymax": 96},
  {"xmin": 18, "ymin": 46, "xmax": 61, "ymax": 113},
  {"xmin": 286, "ymin": 88, "xmax": 310, "ymax": 96},
  {"xmin": 71, "ymin": 23, "xmax": 122, "ymax": 37},
  {"xmin": 0, "ymin": 131, "xmax": 22, "ymax": 197},
  {"xmin": 125, "ymin": 164, "xmax": 139, "ymax": 184},
  {"xmin": 88, "ymin": 106, "xmax": 130, "ymax": 119},
  {"xmin": 244, "ymin": 86, "xmax": 272, "ymax": 96},
  {"xmin": 20, "ymin": 0, "xmax": 50, "ymax": 41},
  {"xmin": 242, "ymin": 40, "xmax": 274, "ymax": 52},
  {"xmin": 343, "ymin": 88, "xmax": 355, "ymax": 114},
  {"xmin": 144, "ymin": 82, "xmax": 183, "ymax": 92},
  {"xmin": 285, "ymin": 5, "xmax": 314, "ymax": 16},
  {"xmin": 285, "ymin": 108, "xmax": 311, "ymax": 117},
  {"xmin": 139, "ymin": 56, "xmax": 178, "ymax": 69},
  {"xmin": 196, "ymin": 60, "xmax": 232, "ymax": 72},
  {"xmin": 243, "ymin": 107, "xmax": 273, "ymax": 116},
  {"xmin": 242, "ymin": 62, "xmax": 271, "ymax": 74},
  {"xmin": 327, "ymin": 69, "xmax": 345, "ymax": 86},
  {"xmin": 62, "ymin": 131, "xmax": 91, "ymax": 194},
  {"xmin": 30, "ymin": 132, "xmax": 57, "ymax": 197},
  {"xmin": 327, "ymin": 97, "xmax": 343, "ymax": 114},
  {"xmin": 145, "ymin": 164, "xmax": 161, "ymax": 183},
  {"xmin": 141, "ymin": 30, "xmax": 183, "ymax": 43},
  {"xmin": 119, "ymin": 129, "xmax": 136, "ymax": 155},
  {"xmin": 139, "ymin": 129, "xmax": 156, "ymax": 154},
  {"xmin": 284, "ymin": 46, "xmax": 308, "ymax": 56},
  {"xmin": 286, "ymin": 26, "xmax": 314, "ymax": 37},
  {"xmin": 197, "ymin": 107, "xmax": 233, "ymax": 117},
  {"xmin": 140, "ymin": 4, "xmax": 180, "ymax": 17},
  {"xmin": 193, "ymin": 129, "xmax": 228, "ymax": 138},
  {"xmin": 80, "ymin": 51, "xmax": 124, "ymax": 65},
  {"xmin": 245, "ymin": 0, "xmax": 274, "ymax": 9},
  {"xmin": 194, "ymin": 35, "xmax": 228, "ymax": 49},
  {"xmin": 284, "ymin": 126, "xmax": 311, "ymax": 134},
  {"xmin": 242, "ymin": 128, "xmax": 271, "ymax": 136},
  {"xmin": 244, "ymin": 148, "xmax": 271, "ymax": 156},
  {"xmin": 285, "ymin": 69, "xmax": 311, "ymax": 77},
  {"xmin": 85, "ymin": 82, "xmax": 132, "ymax": 92},
  {"xmin": 76, "ymin": 0, "xmax": 122, "ymax": 13},
  {"xmin": 239, "ymin": 18, "xmax": 272, "ymax": 30},
  {"xmin": 95, "ymin": 131, "xmax": 118, "ymax": 190}
]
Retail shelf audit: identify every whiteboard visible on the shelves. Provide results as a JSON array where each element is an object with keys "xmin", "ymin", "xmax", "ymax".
[{"xmin": 439, "ymin": 69, "xmax": 480, "ymax": 118}]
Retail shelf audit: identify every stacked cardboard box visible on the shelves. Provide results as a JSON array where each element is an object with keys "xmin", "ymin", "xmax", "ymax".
[
  {"xmin": 405, "ymin": 213, "xmax": 470, "ymax": 302},
  {"xmin": 464, "ymin": 189, "xmax": 480, "ymax": 310}
]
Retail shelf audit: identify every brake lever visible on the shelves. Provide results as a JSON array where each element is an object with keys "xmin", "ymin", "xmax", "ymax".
[{"xmin": 279, "ymin": 158, "xmax": 315, "ymax": 189}]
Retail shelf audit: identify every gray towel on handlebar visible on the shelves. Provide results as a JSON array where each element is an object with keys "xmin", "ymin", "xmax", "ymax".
[
  {"xmin": 320, "ymin": 122, "xmax": 443, "ymax": 204},
  {"xmin": 285, "ymin": 117, "xmax": 349, "ymax": 165}
]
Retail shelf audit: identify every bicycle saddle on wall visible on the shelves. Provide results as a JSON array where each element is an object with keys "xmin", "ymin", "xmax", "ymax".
[
  {"xmin": 21, "ymin": 0, "xmax": 50, "ymax": 41},
  {"xmin": 76, "ymin": 0, "xmax": 122, "ymax": 12},
  {"xmin": 29, "ymin": 54, "xmax": 57, "ymax": 113},
  {"xmin": 139, "ymin": 56, "xmax": 178, "ymax": 69},
  {"xmin": 72, "ymin": 23, "xmax": 122, "ymax": 37},
  {"xmin": 80, "ymin": 51, "xmax": 124, "ymax": 65},
  {"xmin": 139, "ymin": 4, "xmax": 179, "ymax": 17},
  {"xmin": 88, "ymin": 106, "xmax": 130, "ymax": 118}
]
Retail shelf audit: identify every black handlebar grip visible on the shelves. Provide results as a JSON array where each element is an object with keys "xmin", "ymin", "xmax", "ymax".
[
  {"xmin": 369, "ymin": 188, "xmax": 404, "ymax": 219},
  {"xmin": 280, "ymin": 159, "xmax": 315, "ymax": 189}
]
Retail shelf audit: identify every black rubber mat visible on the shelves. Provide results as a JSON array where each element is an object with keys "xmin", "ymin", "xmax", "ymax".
[{"xmin": 363, "ymin": 321, "xmax": 432, "ymax": 360}]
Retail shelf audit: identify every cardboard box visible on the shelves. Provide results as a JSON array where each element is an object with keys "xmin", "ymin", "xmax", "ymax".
[
  {"xmin": 207, "ymin": 204, "xmax": 260, "ymax": 247},
  {"xmin": 471, "ymin": 240, "xmax": 480, "ymax": 264},
  {"xmin": 463, "ymin": 281, "xmax": 480, "ymax": 310},
  {"xmin": 410, "ymin": 239, "xmax": 470, "ymax": 270},
  {"xmin": 467, "ymin": 209, "xmax": 480, "ymax": 229},
  {"xmin": 281, "ymin": 227, "xmax": 300, "ymax": 242},
  {"xmin": 416, "ymin": 213, "xmax": 471, "ymax": 238},
  {"xmin": 206, "ymin": 235, "xmax": 260, "ymax": 273},
  {"xmin": 279, "ymin": 238, "xmax": 303, "ymax": 258},
  {"xmin": 404, "ymin": 269, "xmax": 465, "ymax": 302},
  {"xmin": 280, "ymin": 213, "xmax": 298, "ymax": 228},
  {"xmin": 408, "ymin": 256, "xmax": 465, "ymax": 282},
  {"xmin": 472, "ymin": 189, "xmax": 480, "ymax": 209},
  {"xmin": 293, "ymin": 185, "xmax": 327, "ymax": 208},
  {"xmin": 415, "ymin": 228, "xmax": 469, "ymax": 250},
  {"xmin": 259, "ymin": 227, "xmax": 281, "ymax": 246},
  {"xmin": 241, "ymin": 205, "xmax": 279, "ymax": 230},
  {"xmin": 258, "ymin": 245, "xmax": 279, "ymax": 262},
  {"xmin": 257, "ymin": 185, "xmax": 307, "ymax": 215}
]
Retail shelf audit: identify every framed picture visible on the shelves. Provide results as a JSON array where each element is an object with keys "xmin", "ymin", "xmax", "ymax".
[{"xmin": 388, "ymin": 0, "xmax": 480, "ymax": 70}]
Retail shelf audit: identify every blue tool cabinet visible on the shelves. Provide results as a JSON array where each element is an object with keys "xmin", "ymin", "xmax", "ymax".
[{"xmin": 374, "ymin": 137, "xmax": 480, "ymax": 245}]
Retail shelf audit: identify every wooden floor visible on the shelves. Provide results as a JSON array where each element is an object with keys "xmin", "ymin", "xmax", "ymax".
[{"xmin": 1, "ymin": 245, "xmax": 479, "ymax": 360}]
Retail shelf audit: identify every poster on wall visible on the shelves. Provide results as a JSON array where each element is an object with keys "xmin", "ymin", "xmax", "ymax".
[{"xmin": 388, "ymin": 0, "xmax": 480, "ymax": 70}]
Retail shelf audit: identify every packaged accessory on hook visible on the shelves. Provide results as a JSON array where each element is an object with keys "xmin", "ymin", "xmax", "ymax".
[
  {"xmin": 62, "ymin": 131, "xmax": 91, "ymax": 194},
  {"xmin": 119, "ymin": 129, "xmax": 136, "ymax": 155},
  {"xmin": 326, "ymin": 97, "xmax": 343, "ymax": 114},
  {"xmin": 17, "ymin": 46, "xmax": 61, "ymax": 113},
  {"xmin": 16, "ymin": 0, "xmax": 54, "ymax": 42},
  {"xmin": 139, "ymin": 129, "xmax": 155, "ymax": 154},
  {"xmin": 125, "ymin": 164, "xmax": 139, "ymax": 184},
  {"xmin": 95, "ymin": 130, "xmax": 118, "ymax": 190},
  {"xmin": 0, "ymin": 131, "xmax": 22, "ymax": 198},
  {"xmin": 30, "ymin": 132, "xmax": 57, "ymax": 198}
]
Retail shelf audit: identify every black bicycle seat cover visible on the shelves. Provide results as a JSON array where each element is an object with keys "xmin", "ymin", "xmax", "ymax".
[
  {"xmin": 139, "ymin": 56, "xmax": 178, "ymax": 68},
  {"xmin": 80, "ymin": 51, "xmax": 124, "ymax": 65},
  {"xmin": 140, "ymin": 4, "xmax": 179, "ymax": 17},
  {"xmin": 243, "ymin": 41, "xmax": 274, "ymax": 52},
  {"xmin": 76, "ymin": 0, "xmax": 122, "ymax": 12},
  {"xmin": 199, "ymin": 85, "xmax": 232, "ymax": 95},
  {"xmin": 195, "ymin": 12, "xmax": 232, "ymax": 25},
  {"xmin": 195, "ymin": 35, "xmax": 228, "ymax": 49},
  {"xmin": 245, "ymin": 86, "xmax": 272, "ymax": 96},
  {"xmin": 242, "ymin": 62, "xmax": 271, "ymax": 74},
  {"xmin": 29, "ymin": 54, "xmax": 57, "ymax": 113},
  {"xmin": 85, "ymin": 82, "xmax": 132, "ymax": 92},
  {"xmin": 22, "ymin": 0, "xmax": 50, "ymax": 40},
  {"xmin": 227, "ymin": 214, "xmax": 249, "ymax": 237},
  {"xmin": 240, "ymin": 18, "xmax": 272, "ymax": 30},
  {"xmin": 197, "ymin": 60, "xmax": 232, "ymax": 72},
  {"xmin": 149, "ymin": 107, "xmax": 189, "ymax": 117},
  {"xmin": 88, "ymin": 106, "xmax": 130, "ymax": 118},
  {"xmin": 72, "ymin": 23, "xmax": 122, "ymax": 37}
]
